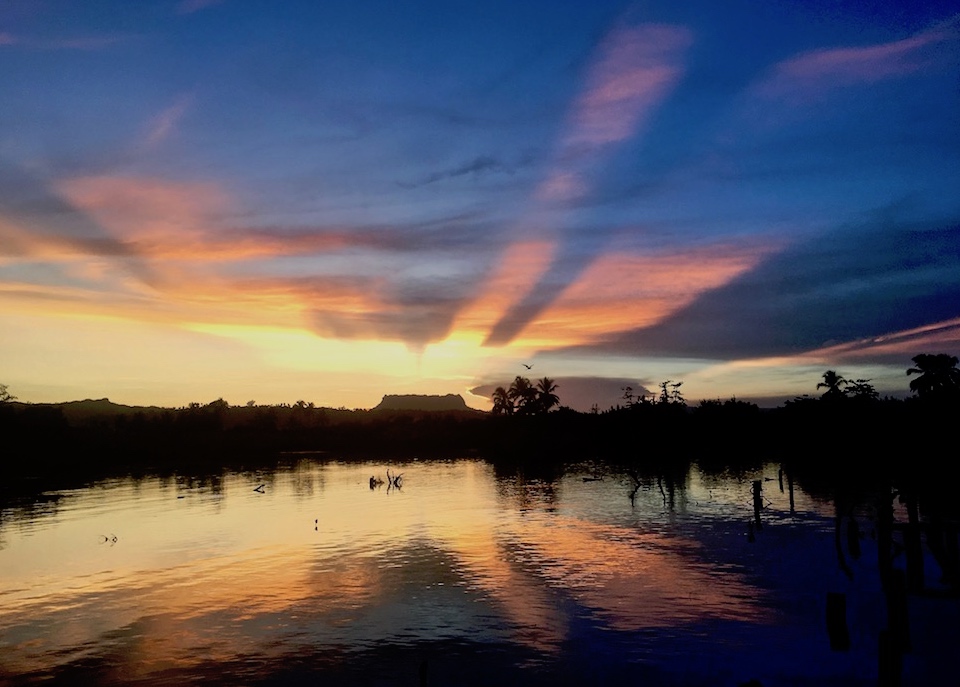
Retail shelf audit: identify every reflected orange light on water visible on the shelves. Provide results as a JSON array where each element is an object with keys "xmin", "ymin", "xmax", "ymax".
[{"xmin": 0, "ymin": 461, "xmax": 785, "ymax": 682}]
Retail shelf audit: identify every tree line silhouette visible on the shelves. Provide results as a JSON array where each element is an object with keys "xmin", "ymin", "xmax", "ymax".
[
  {"xmin": 491, "ymin": 376, "xmax": 560, "ymax": 415},
  {"xmin": 1, "ymin": 353, "xmax": 958, "ymax": 481}
]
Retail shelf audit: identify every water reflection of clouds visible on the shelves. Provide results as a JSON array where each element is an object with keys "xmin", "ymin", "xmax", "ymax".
[
  {"xmin": 1, "ymin": 460, "xmax": 802, "ymax": 682},
  {"xmin": 502, "ymin": 516, "xmax": 766, "ymax": 630}
]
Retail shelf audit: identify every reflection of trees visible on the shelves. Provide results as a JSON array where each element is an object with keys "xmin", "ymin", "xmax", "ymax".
[{"xmin": 493, "ymin": 465, "xmax": 560, "ymax": 512}]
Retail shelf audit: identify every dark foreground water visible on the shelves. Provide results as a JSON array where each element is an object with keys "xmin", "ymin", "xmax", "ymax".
[{"xmin": 1, "ymin": 458, "xmax": 957, "ymax": 686}]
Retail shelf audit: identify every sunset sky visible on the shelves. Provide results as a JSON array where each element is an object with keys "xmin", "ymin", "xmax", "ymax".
[{"xmin": 1, "ymin": 0, "xmax": 958, "ymax": 410}]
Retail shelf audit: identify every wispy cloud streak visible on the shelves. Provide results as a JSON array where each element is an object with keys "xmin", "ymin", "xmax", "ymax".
[
  {"xmin": 563, "ymin": 24, "xmax": 692, "ymax": 150},
  {"xmin": 145, "ymin": 96, "xmax": 192, "ymax": 147},
  {"xmin": 483, "ymin": 20, "xmax": 691, "ymax": 346},
  {"xmin": 400, "ymin": 156, "xmax": 513, "ymax": 189},
  {"xmin": 756, "ymin": 15, "xmax": 959, "ymax": 100},
  {"xmin": 177, "ymin": 0, "xmax": 226, "ymax": 15},
  {"xmin": 0, "ymin": 33, "xmax": 130, "ymax": 50}
]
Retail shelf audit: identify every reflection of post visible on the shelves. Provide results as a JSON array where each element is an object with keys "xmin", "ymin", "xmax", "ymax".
[
  {"xmin": 948, "ymin": 528, "xmax": 960, "ymax": 588},
  {"xmin": 926, "ymin": 521, "xmax": 960, "ymax": 589},
  {"xmin": 752, "ymin": 480, "xmax": 763, "ymax": 530},
  {"xmin": 877, "ymin": 490, "xmax": 894, "ymax": 588},
  {"xmin": 878, "ymin": 487, "xmax": 910, "ymax": 687},
  {"xmin": 787, "ymin": 471, "xmax": 795, "ymax": 514},
  {"xmin": 904, "ymin": 492, "xmax": 924, "ymax": 593},
  {"xmin": 886, "ymin": 569, "xmax": 911, "ymax": 654},
  {"xmin": 877, "ymin": 490, "xmax": 911, "ymax": 645},
  {"xmin": 826, "ymin": 592, "xmax": 850, "ymax": 651},
  {"xmin": 846, "ymin": 517, "xmax": 861, "ymax": 560},
  {"xmin": 834, "ymin": 502, "xmax": 853, "ymax": 580},
  {"xmin": 878, "ymin": 629, "xmax": 903, "ymax": 687},
  {"xmin": 778, "ymin": 466, "xmax": 784, "ymax": 493}
]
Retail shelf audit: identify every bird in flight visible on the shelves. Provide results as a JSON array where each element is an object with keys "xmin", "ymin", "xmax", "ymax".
[{"xmin": 522, "ymin": 363, "xmax": 533, "ymax": 370}]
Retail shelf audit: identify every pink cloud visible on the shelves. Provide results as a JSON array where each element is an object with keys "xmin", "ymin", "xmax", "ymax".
[
  {"xmin": 0, "ymin": 32, "xmax": 128, "ymax": 50},
  {"xmin": 529, "ymin": 22, "xmax": 690, "ymax": 206},
  {"xmin": 145, "ymin": 96, "xmax": 192, "ymax": 147},
  {"xmin": 534, "ymin": 171, "xmax": 588, "ymax": 203},
  {"xmin": 57, "ymin": 175, "xmax": 229, "ymax": 242},
  {"xmin": 177, "ymin": 0, "xmax": 226, "ymax": 14},
  {"xmin": 805, "ymin": 318, "xmax": 960, "ymax": 361},
  {"xmin": 759, "ymin": 15, "xmax": 959, "ymax": 99},
  {"xmin": 44, "ymin": 35, "xmax": 127, "ymax": 50},
  {"xmin": 564, "ymin": 23, "xmax": 691, "ymax": 150}
]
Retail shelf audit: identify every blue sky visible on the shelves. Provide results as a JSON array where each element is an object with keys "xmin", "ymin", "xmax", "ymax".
[{"xmin": 1, "ymin": 0, "xmax": 958, "ymax": 409}]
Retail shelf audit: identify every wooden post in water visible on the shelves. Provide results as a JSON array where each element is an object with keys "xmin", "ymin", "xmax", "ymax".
[
  {"xmin": 904, "ymin": 492, "xmax": 924, "ymax": 593},
  {"xmin": 787, "ymin": 472, "xmax": 795, "ymax": 514},
  {"xmin": 752, "ymin": 479, "xmax": 763, "ymax": 530}
]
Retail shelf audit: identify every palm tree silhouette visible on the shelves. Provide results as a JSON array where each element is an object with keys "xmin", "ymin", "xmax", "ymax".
[
  {"xmin": 491, "ymin": 386, "xmax": 514, "ymax": 415},
  {"xmin": 907, "ymin": 354, "xmax": 960, "ymax": 401},
  {"xmin": 817, "ymin": 370, "xmax": 847, "ymax": 400},
  {"xmin": 508, "ymin": 376, "xmax": 538, "ymax": 415},
  {"xmin": 535, "ymin": 377, "xmax": 560, "ymax": 413}
]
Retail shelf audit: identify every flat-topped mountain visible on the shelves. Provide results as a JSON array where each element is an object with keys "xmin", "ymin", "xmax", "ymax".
[{"xmin": 372, "ymin": 394, "xmax": 471, "ymax": 412}]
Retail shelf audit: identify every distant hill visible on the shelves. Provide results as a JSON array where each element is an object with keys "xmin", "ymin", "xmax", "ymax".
[
  {"xmin": 12, "ymin": 398, "xmax": 168, "ymax": 426},
  {"xmin": 372, "ymin": 394, "xmax": 472, "ymax": 412}
]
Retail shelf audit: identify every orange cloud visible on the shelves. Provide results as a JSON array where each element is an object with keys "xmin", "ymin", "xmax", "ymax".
[
  {"xmin": 57, "ymin": 175, "xmax": 229, "ymax": 242},
  {"xmin": 452, "ymin": 239, "xmax": 557, "ymax": 341},
  {"xmin": 514, "ymin": 243, "xmax": 772, "ymax": 348}
]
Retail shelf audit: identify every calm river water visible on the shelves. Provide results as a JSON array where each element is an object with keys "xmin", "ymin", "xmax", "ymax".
[{"xmin": 1, "ymin": 458, "xmax": 956, "ymax": 686}]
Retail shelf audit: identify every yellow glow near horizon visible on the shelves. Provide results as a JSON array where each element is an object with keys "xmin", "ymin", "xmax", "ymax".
[{"xmin": 185, "ymin": 322, "xmax": 414, "ymax": 376}]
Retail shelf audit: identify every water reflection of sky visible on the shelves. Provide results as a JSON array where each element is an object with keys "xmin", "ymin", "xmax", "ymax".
[{"xmin": 0, "ymin": 459, "xmax": 955, "ymax": 685}]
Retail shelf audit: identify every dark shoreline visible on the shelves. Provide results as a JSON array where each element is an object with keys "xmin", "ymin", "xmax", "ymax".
[{"xmin": 2, "ymin": 396, "xmax": 956, "ymax": 508}]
